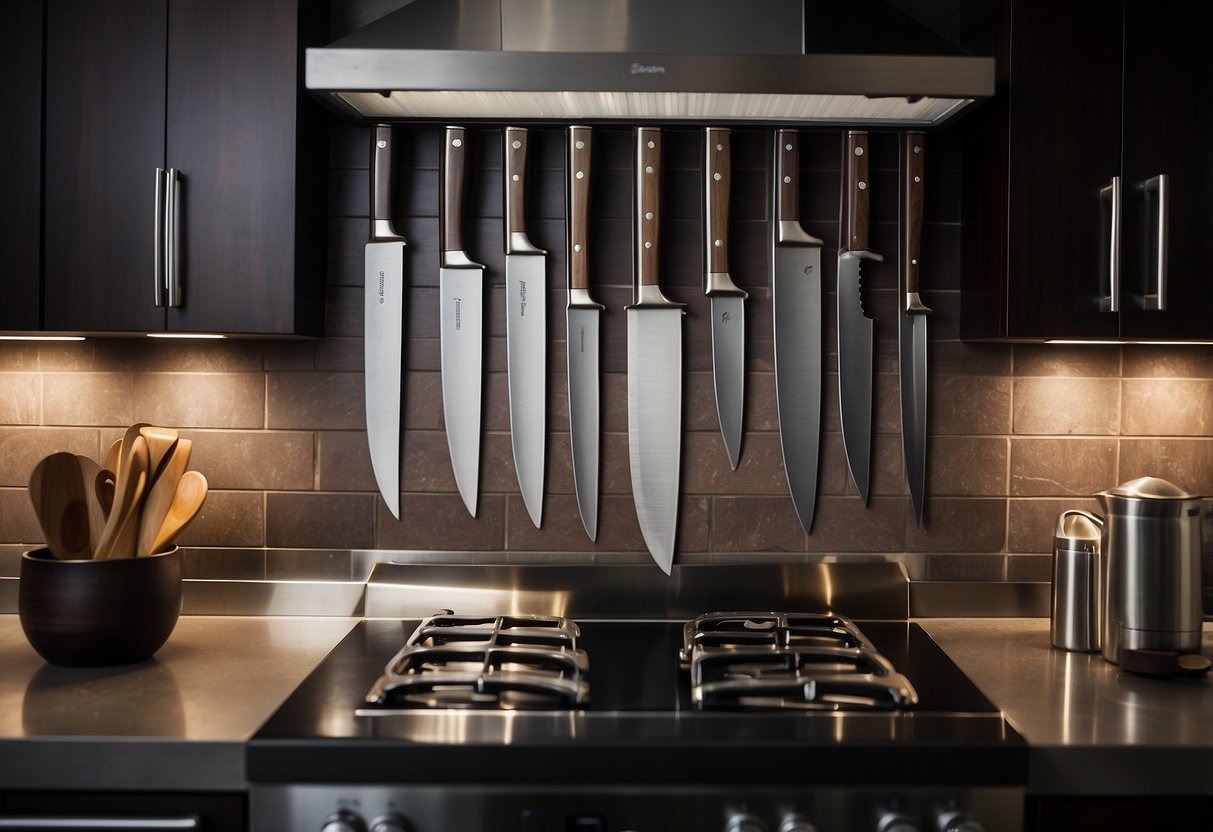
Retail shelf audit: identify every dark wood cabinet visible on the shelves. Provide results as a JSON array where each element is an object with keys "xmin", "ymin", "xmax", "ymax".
[
  {"xmin": 961, "ymin": 0, "xmax": 1213, "ymax": 341},
  {"xmin": 42, "ymin": 0, "xmax": 328, "ymax": 336},
  {"xmin": 0, "ymin": 0, "xmax": 44, "ymax": 332}
]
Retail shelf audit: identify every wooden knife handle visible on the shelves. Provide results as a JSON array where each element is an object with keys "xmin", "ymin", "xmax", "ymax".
[
  {"xmin": 843, "ymin": 130, "xmax": 870, "ymax": 252},
  {"xmin": 776, "ymin": 129, "xmax": 799, "ymax": 223},
  {"xmin": 568, "ymin": 125, "xmax": 593, "ymax": 294},
  {"xmin": 636, "ymin": 127, "xmax": 662, "ymax": 290},
  {"xmin": 705, "ymin": 127, "xmax": 730, "ymax": 275},
  {"xmin": 440, "ymin": 126, "xmax": 469, "ymax": 256},
  {"xmin": 901, "ymin": 131, "xmax": 925, "ymax": 297},
  {"xmin": 372, "ymin": 125, "xmax": 394, "ymax": 225},
  {"xmin": 504, "ymin": 126, "xmax": 530, "ymax": 245}
]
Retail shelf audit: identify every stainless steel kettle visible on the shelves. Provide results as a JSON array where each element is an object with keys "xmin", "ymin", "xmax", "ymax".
[{"xmin": 1097, "ymin": 477, "xmax": 1204, "ymax": 667}]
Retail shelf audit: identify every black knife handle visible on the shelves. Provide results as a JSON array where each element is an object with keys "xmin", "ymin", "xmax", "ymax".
[
  {"xmin": 900, "ymin": 131, "xmax": 928, "ymax": 306},
  {"xmin": 636, "ymin": 127, "xmax": 663, "ymax": 291},
  {"xmin": 568, "ymin": 125, "xmax": 596, "ymax": 296},
  {"xmin": 843, "ymin": 130, "xmax": 870, "ymax": 252},
  {"xmin": 776, "ymin": 129, "xmax": 799, "ymax": 223},
  {"xmin": 705, "ymin": 127, "xmax": 731, "ymax": 275},
  {"xmin": 372, "ymin": 125, "xmax": 394, "ymax": 225},
  {"xmin": 505, "ymin": 126, "xmax": 540, "ymax": 252},
  {"xmin": 440, "ymin": 126, "xmax": 469, "ymax": 257}
]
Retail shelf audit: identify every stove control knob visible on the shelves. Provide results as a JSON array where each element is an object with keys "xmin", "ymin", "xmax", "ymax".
[
  {"xmin": 321, "ymin": 810, "xmax": 367, "ymax": 832},
  {"xmin": 369, "ymin": 814, "xmax": 412, "ymax": 832},
  {"xmin": 876, "ymin": 813, "xmax": 920, "ymax": 832},
  {"xmin": 778, "ymin": 814, "xmax": 816, "ymax": 832},
  {"xmin": 936, "ymin": 813, "xmax": 984, "ymax": 832},
  {"xmin": 724, "ymin": 813, "xmax": 766, "ymax": 832}
]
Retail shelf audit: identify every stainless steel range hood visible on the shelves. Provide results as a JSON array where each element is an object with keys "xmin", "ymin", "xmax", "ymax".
[{"xmin": 306, "ymin": 0, "xmax": 994, "ymax": 126}]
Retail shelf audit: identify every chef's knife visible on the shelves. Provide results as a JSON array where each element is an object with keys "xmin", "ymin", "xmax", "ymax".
[
  {"xmin": 771, "ymin": 129, "xmax": 825, "ymax": 533},
  {"xmin": 504, "ymin": 127, "xmax": 547, "ymax": 528},
  {"xmin": 704, "ymin": 127, "xmax": 747, "ymax": 471},
  {"xmin": 837, "ymin": 130, "xmax": 883, "ymax": 505},
  {"xmin": 899, "ymin": 131, "xmax": 931, "ymax": 527},
  {"xmin": 566, "ymin": 125, "xmax": 604, "ymax": 541},
  {"xmin": 365, "ymin": 125, "xmax": 406, "ymax": 519},
  {"xmin": 627, "ymin": 127, "xmax": 685, "ymax": 574},
  {"xmin": 439, "ymin": 127, "xmax": 487, "ymax": 517}
]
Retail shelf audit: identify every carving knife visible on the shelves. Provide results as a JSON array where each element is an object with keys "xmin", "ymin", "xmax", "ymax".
[
  {"xmin": 627, "ymin": 127, "xmax": 685, "ymax": 574},
  {"xmin": 504, "ymin": 127, "xmax": 547, "ymax": 528},
  {"xmin": 704, "ymin": 127, "xmax": 747, "ymax": 470},
  {"xmin": 364, "ymin": 125, "xmax": 406, "ymax": 519},
  {"xmin": 439, "ymin": 126, "xmax": 487, "ymax": 517},
  {"xmin": 899, "ymin": 131, "xmax": 931, "ymax": 527},
  {"xmin": 836, "ymin": 130, "xmax": 883, "ymax": 505},
  {"xmin": 771, "ymin": 129, "xmax": 825, "ymax": 533},
  {"xmin": 566, "ymin": 125, "xmax": 604, "ymax": 541}
]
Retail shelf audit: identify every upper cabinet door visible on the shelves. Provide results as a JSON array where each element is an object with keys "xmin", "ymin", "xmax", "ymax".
[
  {"xmin": 43, "ymin": 0, "xmax": 168, "ymax": 333},
  {"xmin": 1116, "ymin": 0, "xmax": 1213, "ymax": 340}
]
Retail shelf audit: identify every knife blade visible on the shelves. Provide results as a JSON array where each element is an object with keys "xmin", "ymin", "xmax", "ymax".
[
  {"xmin": 504, "ymin": 127, "xmax": 547, "ymax": 528},
  {"xmin": 836, "ymin": 130, "xmax": 883, "ymax": 506},
  {"xmin": 771, "ymin": 129, "xmax": 825, "ymax": 533},
  {"xmin": 566, "ymin": 125, "xmax": 604, "ymax": 541},
  {"xmin": 627, "ymin": 127, "xmax": 685, "ymax": 574},
  {"xmin": 899, "ymin": 131, "xmax": 931, "ymax": 527},
  {"xmin": 364, "ymin": 125, "xmax": 406, "ymax": 520},
  {"xmin": 439, "ymin": 126, "xmax": 487, "ymax": 517},
  {"xmin": 704, "ymin": 127, "xmax": 747, "ymax": 471}
]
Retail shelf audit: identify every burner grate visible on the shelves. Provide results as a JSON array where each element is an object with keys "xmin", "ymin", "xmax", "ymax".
[
  {"xmin": 681, "ymin": 613, "xmax": 919, "ymax": 711},
  {"xmin": 365, "ymin": 612, "xmax": 590, "ymax": 710}
]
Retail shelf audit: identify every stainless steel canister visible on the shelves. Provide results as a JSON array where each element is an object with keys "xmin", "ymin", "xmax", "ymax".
[
  {"xmin": 1097, "ymin": 477, "xmax": 1204, "ymax": 665},
  {"xmin": 1051, "ymin": 510, "xmax": 1104, "ymax": 652}
]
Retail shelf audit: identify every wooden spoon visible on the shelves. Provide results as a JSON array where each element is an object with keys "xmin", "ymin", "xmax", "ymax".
[
  {"xmin": 94, "ymin": 435, "xmax": 150, "ymax": 559},
  {"xmin": 103, "ymin": 437, "xmax": 123, "ymax": 480},
  {"xmin": 73, "ymin": 455, "xmax": 107, "ymax": 557},
  {"xmin": 148, "ymin": 470, "xmax": 208, "ymax": 554},
  {"xmin": 137, "ymin": 438, "xmax": 192, "ymax": 556},
  {"xmin": 140, "ymin": 425, "xmax": 179, "ymax": 482},
  {"xmin": 28, "ymin": 452, "xmax": 91, "ymax": 559}
]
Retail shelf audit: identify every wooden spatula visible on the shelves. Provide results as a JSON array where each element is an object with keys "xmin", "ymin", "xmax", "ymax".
[
  {"xmin": 73, "ymin": 455, "xmax": 107, "ymax": 557},
  {"xmin": 94, "ymin": 435, "xmax": 150, "ymax": 559},
  {"xmin": 140, "ymin": 425, "xmax": 179, "ymax": 482},
  {"xmin": 137, "ymin": 438, "xmax": 192, "ymax": 556}
]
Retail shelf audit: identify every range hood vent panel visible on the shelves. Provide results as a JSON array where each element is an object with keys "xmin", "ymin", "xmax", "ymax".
[{"xmin": 308, "ymin": 0, "xmax": 994, "ymax": 126}]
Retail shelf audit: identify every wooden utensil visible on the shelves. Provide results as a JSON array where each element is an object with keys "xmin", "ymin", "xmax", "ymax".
[
  {"xmin": 96, "ymin": 470, "xmax": 115, "ymax": 517},
  {"xmin": 28, "ymin": 452, "xmax": 92, "ymax": 559},
  {"xmin": 148, "ymin": 470, "xmax": 208, "ymax": 554},
  {"xmin": 139, "ymin": 425, "xmax": 179, "ymax": 482},
  {"xmin": 103, "ymin": 438, "xmax": 123, "ymax": 479},
  {"xmin": 94, "ymin": 435, "xmax": 150, "ymax": 559},
  {"xmin": 137, "ymin": 438, "xmax": 192, "ymax": 556},
  {"xmin": 73, "ymin": 455, "xmax": 107, "ymax": 557}
]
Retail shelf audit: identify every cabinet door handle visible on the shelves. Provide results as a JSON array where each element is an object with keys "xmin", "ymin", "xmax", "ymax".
[
  {"xmin": 154, "ymin": 168, "xmax": 167, "ymax": 307},
  {"xmin": 165, "ymin": 167, "xmax": 181, "ymax": 308},
  {"xmin": 0, "ymin": 818, "xmax": 200, "ymax": 830},
  {"xmin": 1141, "ymin": 173, "xmax": 1168, "ymax": 311},
  {"xmin": 1099, "ymin": 176, "xmax": 1121, "ymax": 313}
]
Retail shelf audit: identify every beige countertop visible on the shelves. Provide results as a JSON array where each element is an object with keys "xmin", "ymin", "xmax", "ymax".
[
  {"xmin": 921, "ymin": 618, "xmax": 1213, "ymax": 796},
  {"xmin": 0, "ymin": 614, "xmax": 356, "ymax": 791}
]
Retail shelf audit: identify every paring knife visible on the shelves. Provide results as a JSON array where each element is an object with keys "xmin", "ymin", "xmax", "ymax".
[
  {"xmin": 439, "ymin": 126, "xmax": 487, "ymax": 517},
  {"xmin": 627, "ymin": 127, "xmax": 685, "ymax": 574},
  {"xmin": 504, "ymin": 127, "xmax": 547, "ymax": 528},
  {"xmin": 898, "ymin": 131, "xmax": 931, "ymax": 527},
  {"xmin": 704, "ymin": 127, "xmax": 747, "ymax": 471},
  {"xmin": 836, "ymin": 130, "xmax": 883, "ymax": 505},
  {"xmin": 365, "ymin": 125, "xmax": 407, "ymax": 519},
  {"xmin": 771, "ymin": 129, "xmax": 826, "ymax": 533},
  {"xmin": 566, "ymin": 125, "xmax": 604, "ymax": 541}
]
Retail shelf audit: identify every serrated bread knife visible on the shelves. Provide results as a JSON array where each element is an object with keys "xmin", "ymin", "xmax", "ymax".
[
  {"xmin": 439, "ymin": 127, "xmax": 487, "ymax": 517},
  {"xmin": 627, "ymin": 127, "xmax": 685, "ymax": 574},
  {"xmin": 364, "ymin": 125, "xmax": 406, "ymax": 519},
  {"xmin": 772, "ymin": 129, "xmax": 825, "ymax": 532},
  {"xmin": 837, "ymin": 130, "xmax": 883, "ymax": 505},
  {"xmin": 504, "ymin": 127, "xmax": 547, "ymax": 528}
]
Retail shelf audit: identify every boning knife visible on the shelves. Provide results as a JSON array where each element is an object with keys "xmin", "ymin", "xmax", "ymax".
[
  {"xmin": 364, "ymin": 125, "xmax": 406, "ymax": 519},
  {"xmin": 836, "ymin": 130, "xmax": 883, "ymax": 505},
  {"xmin": 504, "ymin": 127, "xmax": 547, "ymax": 528},
  {"xmin": 627, "ymin": 127, "xmax": 685, "ymax": 574},
  {"xmin": 772, "ymin": 129, "xmax": 825, "ymax": 532},
  {"xmin": 566, "ymin": 125, "xmax": 604, "ymax": 541},
  {"xmin": 704, "ymin": 127, "xmax": 747, "ymax": 470},
  {"xmin": 439, "ymin": 127, "xmax": 487, "ymax": 517},
  {"xmin": 899, "ymin": 131, "xmax": 930, "ymax": 527}
]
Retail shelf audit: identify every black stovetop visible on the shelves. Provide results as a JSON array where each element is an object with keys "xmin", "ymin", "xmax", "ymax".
[{"xmin": 249, "ymin": 618, "xmax": 1026, "ymax": 787}]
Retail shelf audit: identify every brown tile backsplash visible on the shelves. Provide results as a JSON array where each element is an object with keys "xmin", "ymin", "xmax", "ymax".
[{"xmin": 5, "ymin": 123, "xmax": 1213, "ymax": 588}]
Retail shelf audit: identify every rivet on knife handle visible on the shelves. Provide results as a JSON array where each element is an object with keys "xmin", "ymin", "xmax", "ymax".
[
  {"xmin": 505, "ymin": 126, "xmax": 544, "ymax": 255},
  {"xmin": 901, "ymin": 131, "xmax": 930, "ymax": 315},
  {"xmin": 843, "ymin": 130, "xmax": 871, "ymax": 252},
  {"xmin": 441, "ymin": 126, "xmax": 477, "ymax": 267},
  {"xmin": 705, "ymin": 128, "xmax": 746, "ymax": 298}
]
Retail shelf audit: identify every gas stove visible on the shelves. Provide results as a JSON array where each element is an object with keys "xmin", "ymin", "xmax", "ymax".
[{"xmin": 249, "ymin": 562, "xmax": 1026, "ymax": 832}]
